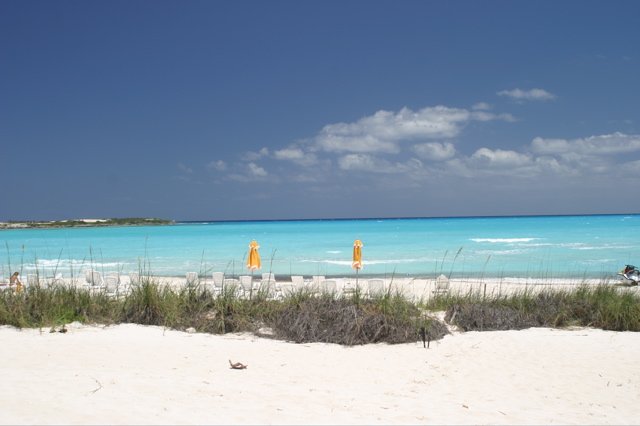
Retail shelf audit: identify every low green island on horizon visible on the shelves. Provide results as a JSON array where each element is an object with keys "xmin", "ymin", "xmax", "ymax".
[{"xmin": 0, "ymin": 217, "xmax": 174, "ymax": 229}]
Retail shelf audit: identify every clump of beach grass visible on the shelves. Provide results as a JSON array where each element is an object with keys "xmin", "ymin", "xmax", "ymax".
[
  {"xmin": 271, "ymin": 289, "xmax": 447, "ymax": 345},
  {"xmin": 0, "ymin": 284, "xmax": 118, "ymax": 329},
  {"xmin": 441, "ymin": 284, "xmax": 640, "ymax": 332}
]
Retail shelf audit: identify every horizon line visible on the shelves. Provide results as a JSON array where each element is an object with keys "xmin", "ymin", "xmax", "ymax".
[{"xmin": 177, "ymin": 212, "xmax": 640, "ymax": 224}]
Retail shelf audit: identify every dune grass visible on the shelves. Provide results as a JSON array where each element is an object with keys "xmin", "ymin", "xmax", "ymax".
[
  {"xmin": 0, "ymin": 280, "xmax": 638, "ymax": 345},
  {"xmin": 425, "ymin": 284, "xmax": 640, "ymax": 332}
]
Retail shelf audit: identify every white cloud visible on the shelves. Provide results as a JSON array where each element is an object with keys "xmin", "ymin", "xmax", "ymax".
[
  {"xmin": 338, "ymin": 154, "xmax": 378, "ymax": 171},
  {"xmin": 472, "ymin": 102, "xmax": 491, "ymax": 111},
  {"xmin": 620, "ymin": 159, "xmax": 640, "ymax": 175},
  {"xmin": 273, "ymin": 147, "xmax": 304, "ymax": 161},
  {"xmin": 315, "ymin": 106, "xmax": 512, "ymax": 154},
  {"xmin": 470, "ymin": 111, "xmax": 517, "ymax": 122},
  {"xmin": 531, "ymin": 132, "xmax": 640, "ymax": 155},
  {"xmin": 243, "ymin": 147, "xmax": 270, "ymax": 161},
  {"xmin": 248, "ymin": 162, "xmax": 267, "ymax": 177},
  {"xmin": 497, "ymin": 88, "xmax": 556, "ymax": 101},
  {"xmin": 316, "ymin": 134, "xmax": 399, "ymax": 154},
  {"xmin": 338, "ymin": 154, "xmax": 423, "ymax": 174},
  {"xmin": 273, "ymin": 147, "xmax": 318, "ymax": 166},
  {"xmin": 447, "ymin": 132, "xmax": 640, "ymax": 179},
  {"xmin": 177, "ymin": 162, "xmax": 193, "ymax": 174},
  {"xmin": 214, "ymin": 107, "xmax": 640, "ymax": 187},
  {"xmin": 470, "ymin": 148, "xmax": 533, "ymax": 167},
  {"xmin": 207, "ymin": 160, "xmax": 227, "ymax": 171},
  {"xmin": 226, "ymin": 162, "xmax": 269, "ymax": 182},
  {"xmin": 412, "ymin": 142, "xmax": 456, "ymax": 161}
]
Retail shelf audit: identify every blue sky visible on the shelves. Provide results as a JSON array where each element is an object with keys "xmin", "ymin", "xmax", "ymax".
[{"xmin": 1, "ymin": 0, "xmax": 639, "ymax": 221}]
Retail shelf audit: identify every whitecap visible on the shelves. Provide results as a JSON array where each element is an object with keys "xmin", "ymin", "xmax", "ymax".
[
  {"xmin": 471, "ymin": 238, "xmax": 539, "ymax": 243},
  {"xmin": 300, "ymin": 257, "xmax": 433, "ymax": 266}
]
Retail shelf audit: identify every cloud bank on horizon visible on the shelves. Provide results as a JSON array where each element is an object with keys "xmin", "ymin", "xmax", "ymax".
[{"xmin": 199, "ymin": 87, "xmax": 639, "ymax": 193}]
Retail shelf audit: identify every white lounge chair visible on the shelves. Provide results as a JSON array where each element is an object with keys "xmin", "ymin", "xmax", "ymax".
[
  {"xmin": 85, "ymin": 270, "xmax": 105, "ymax": 291},
  {"xmin": 105, "ymin": 274, "xmax": 122, "ymax": 297},
  {"xmin": 291, "ymin": 275, "xmax": 306, "ymax": 289},
  {"xmin": 186, "ymin": 272, "xmax": 199, "ymax": 285},
  {"xmin": 239, "ymin": 275, "xmax": 254, "ymax": 297},
  {"xmin": 342, "ymin": 278, "xmax": 366, "ymax": 296},
  {"xmin": 86, "ymin": 270, "xmax": 104, "ymax": 286},
  {"xmin": 261, "ymin": 272, "xmax": 275, "ymax": 282},
  {"xmin": 211, "ymin": 271, "xmax": 225, "ymax": 294},
  {"xmin": 85, "ymin": 269, "xmax": 94, "ymax": 285},
  {"xmin": 278, "ymin": 282, "xmax": 295, "ymax": 297},
  {"xmin": 222, "ymin": 278, "xmax": 241, "ymax": 295},
  {"xmin": 257, "ymin": 279, "xmax": 279, "ymax": 299},
  {"xmin": 367, "ymin": 279, "xmax": 386, "ymax": 297},
  {"xmin": 47, "ymin": 273, "xmax": 64, "ymax": 287},
  {"xmin": 433, "ymin": 274, "xmax": 450, "ymax": 295},
  {"xmin": 310, "ymin": 275, "xmax": 325, "ymax": 292},
  {"xmin": 318, "ymin": 279, "xmax": 337, "ymax": 295}
]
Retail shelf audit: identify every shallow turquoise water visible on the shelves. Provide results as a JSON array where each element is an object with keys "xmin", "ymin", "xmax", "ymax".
[{"xmin": 1, "ymin": 215, "xmax": 638, "ymax": 279}]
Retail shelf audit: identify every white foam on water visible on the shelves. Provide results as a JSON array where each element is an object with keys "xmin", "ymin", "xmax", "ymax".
[
  {"xmin": 301, "ymin": 257, "xmax": 433, "ymax": 266},
  {"xmin": 579, "ymin": 258, "xmax": 617, "ymax": 264},
  {"xmin": 21, "ymin": 258, "xmax": 132, "ymax": 271},
  {"xmin": 471, "ymin": 238, "xmax": 539, "ymax": 243},
  {"xmin": 475, "ymin": 249, "xmax": 525, "ymax": 255}
]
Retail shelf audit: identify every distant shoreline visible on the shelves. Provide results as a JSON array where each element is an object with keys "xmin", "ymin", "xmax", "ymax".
[
  {"xmin": 0, "ymin": 218, "xmax": 174, "ymax": 230},
  {"xmin": 177, "ymin": 212, "xmax": 639, "ymax": 224},
  {"xmin": 2, "ymin": 213, "xmax": 637, "ymax": 228}
]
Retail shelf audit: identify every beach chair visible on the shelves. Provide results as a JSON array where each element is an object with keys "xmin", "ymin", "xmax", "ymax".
[
  {"xmin": 222, "ymin": 278, "xmax": 241, "ymax": 296},
  {"xmin": 291, "ymin": 275, "xmax": 306, "ymax": 290},
  {"xmin": 367, "ymin": 279, "xmax": 386, "ymax": 297},
  {"xmin": 239, "ymin": 275, "xmax": 255, "ymax": 297},
  {"xmin": 185, "ymin": 272, "xmax": 199, "ymax": 286},
  {"xmin": 278, "ymin": 282, "xmax": 295, "ymax": 297},
  {"xmin": 85, "ymin": 270, "xmax": 105, "ymax": 292},
  {"xmin": 433, "ymin": 274, "xmax": 450, "ymax": 295},
  {"xmin": 47, "ymin": 273, "xmax": 64, "ymax": 287},
  {"xmin": 85, "ymin": 269, "xmax": 94, "ymax": 285},
  {"xmin": 261, "ymin": 272, "xmax": 275, "ymax": 282},
  {"xmin": 212, "ymin": 272, "xmax": 224, "ymax": 295},
  {"xmin": 318, "ymin": 279, "xmax": 338, "ymax": 295},
  {"xmin": 85, "ymin": 270, "xmax": 103, "ymax": 285},
  {"xmin": 257, "ymin": 278, "xmax": 279, "ymax": 299},
  {"xmin": 310, "ymin": 275, "xmax": 325, "ymax": 292},
  {"xmin": 341, "ymin": 277, "xmax": 366, "ymax": 296},
  {"xmin": 105, "ymin": 274, "xmax": 121, "ymax": 297}
]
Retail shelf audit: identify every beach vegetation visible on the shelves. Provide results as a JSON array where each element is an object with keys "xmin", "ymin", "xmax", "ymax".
[
  {"xmin": 432, "ymin": 284, "xmax": 640, "ymax": 332},
  {"xmin": 0, "ymin": 280, "xmax": 639, "ymax": 345}
]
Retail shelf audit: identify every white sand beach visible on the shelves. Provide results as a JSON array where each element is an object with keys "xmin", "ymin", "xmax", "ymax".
[{"xmin": 1, "ymin": 322, "xmax": 639, "ymax": 425}]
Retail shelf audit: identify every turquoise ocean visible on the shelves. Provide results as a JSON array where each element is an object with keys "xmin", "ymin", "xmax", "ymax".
[{"xmin": 1, "ymin": 215, "xmax": 638, "ymax": 280}]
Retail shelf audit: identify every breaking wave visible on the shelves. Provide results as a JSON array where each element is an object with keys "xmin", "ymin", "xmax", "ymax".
[{"xmin": 471, "ymin": 238, "xmax": 539, "ymax": 243}]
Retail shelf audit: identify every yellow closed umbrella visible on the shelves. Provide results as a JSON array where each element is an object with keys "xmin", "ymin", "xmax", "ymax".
[
  {"xmin": 246, "ymin": 240, "xmax": 261, "ymax": 299},
  {"xmin": 352, "ymin": 239, "xmax": 363, "ymax": 286},
  {"xmin": 247, "ymin": 240, "xmax": 261, "ymax": 270}
]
